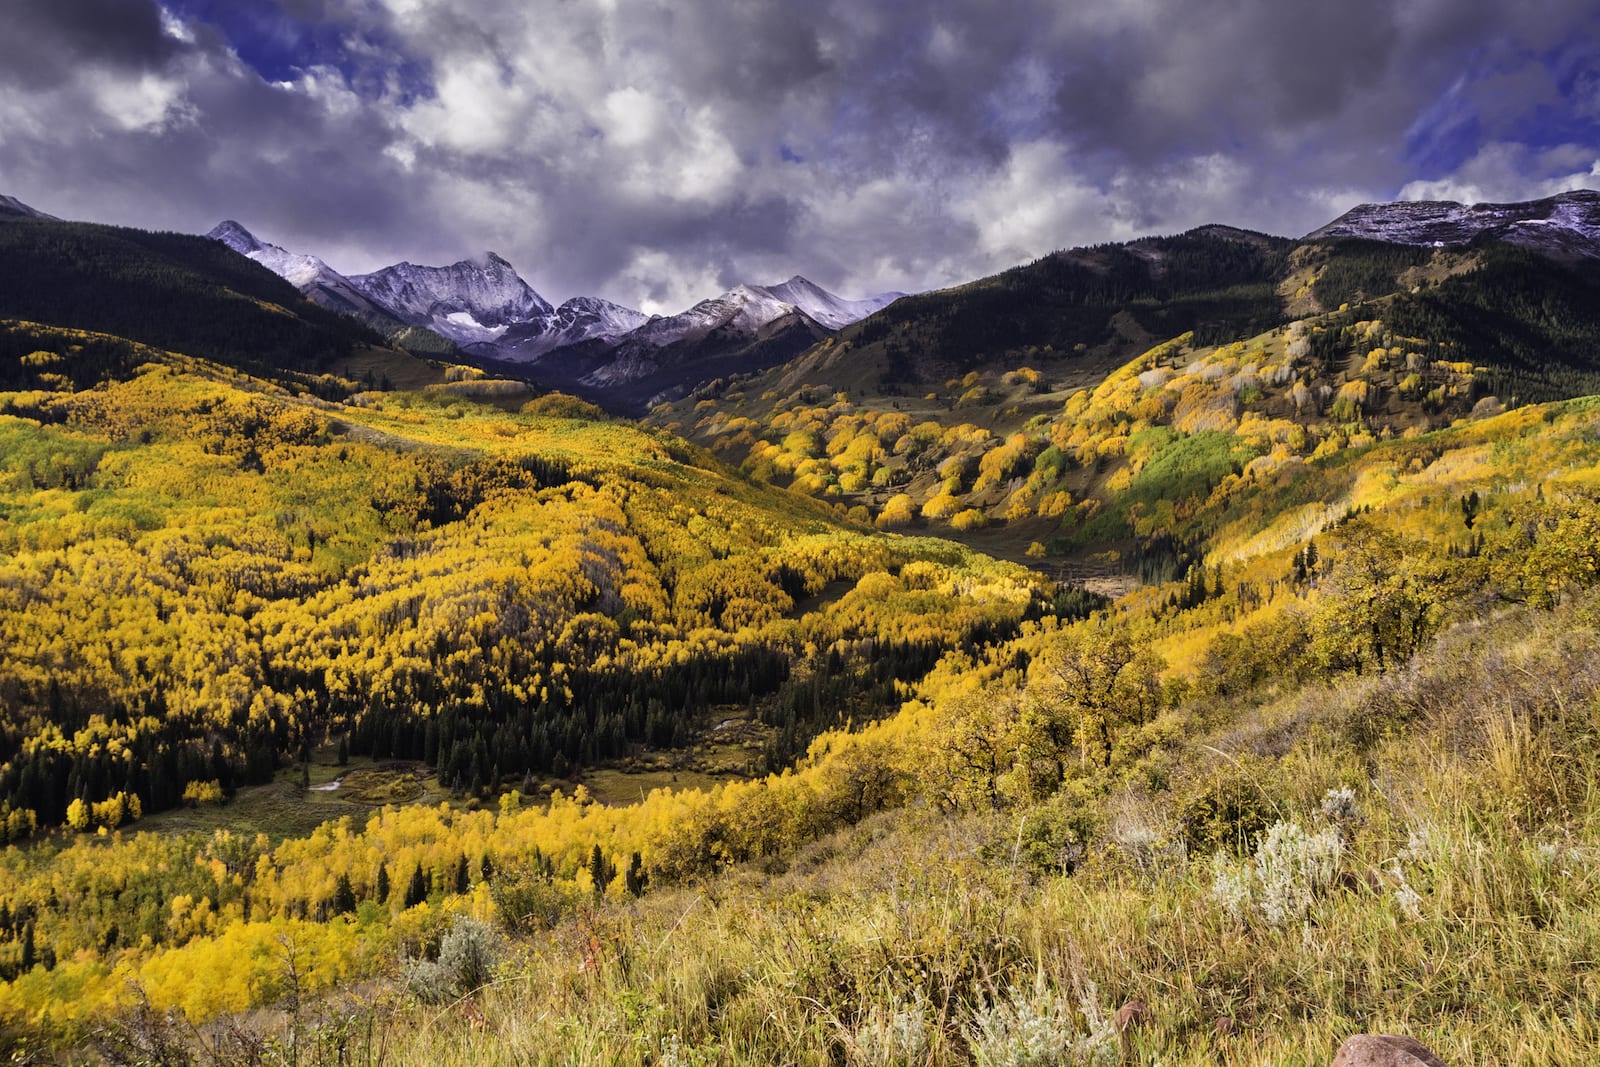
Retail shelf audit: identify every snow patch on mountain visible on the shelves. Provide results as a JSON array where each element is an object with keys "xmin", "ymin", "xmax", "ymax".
[
  {"xmin": 1307, "ymin": 190, "xmax": 1600, "ymax": 258},
  {"xmin": 0, "ymin": 195, "xmax": 58, "ymax": 220},
  {"xmin": 206, "ymin": 221, "xmax": 396, "ymax": 320},
  {"xmin": 767, "ymin": 276, "xmax": 905, "ymax": 330},
  {"xmin": 349, "ymin": 253, "xmax": 555, "ymax": 348}
]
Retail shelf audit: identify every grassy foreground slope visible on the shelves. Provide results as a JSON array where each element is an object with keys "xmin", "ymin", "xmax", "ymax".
[{"xmin": 362, "ymin": 594, "xmax": 1600, "ymax": 1067}]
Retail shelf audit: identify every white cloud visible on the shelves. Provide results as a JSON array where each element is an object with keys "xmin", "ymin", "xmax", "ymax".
[
  {"xmin": 1399, "ymin": 141, "xmax": 1600, "ymax": 204},
  {"xmin": 86, "ymin": 69, "xmax": 194, "ymax": 132}
]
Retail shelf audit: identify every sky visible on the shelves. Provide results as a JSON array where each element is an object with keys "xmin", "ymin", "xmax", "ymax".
[{"xmin": 3, "ymin": 0, "xmax": 1600, "ymax": 314}]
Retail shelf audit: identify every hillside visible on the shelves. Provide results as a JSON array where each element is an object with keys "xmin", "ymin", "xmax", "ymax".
[
  {"xmin": 655, "ymin": 226, "xmax": 1600, "ymax": 582},
  {"xmin": 0, "ymin": 215, "xmax": 396, "ymax": 391},
  {"xmin": 2, "ymin": 343, "xmax": 1600, "ymax": 1062}
]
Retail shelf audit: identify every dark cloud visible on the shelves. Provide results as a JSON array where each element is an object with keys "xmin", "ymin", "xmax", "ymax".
[
  {"xmin": 0, "ymin": 0, "xmax": 183, "ymax": 87},
  {"xmin": 1, "ymin": 0, "xmax": 1597, "ymax": 312}
]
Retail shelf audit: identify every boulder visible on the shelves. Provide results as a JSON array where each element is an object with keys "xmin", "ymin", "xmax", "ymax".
[
  {"xmin": 1114, "ymin": 998, "xmax": 1150, "ymax": 1032},
  {"xmin": 1331, "ymin": 1034, "xmax": 1449, "ymax": 1067}
]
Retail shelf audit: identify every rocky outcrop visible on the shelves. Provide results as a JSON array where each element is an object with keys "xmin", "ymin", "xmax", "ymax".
[{"xmin": 1330, "ymin": 1034, "xmax": 1450, "ymax": 1067}]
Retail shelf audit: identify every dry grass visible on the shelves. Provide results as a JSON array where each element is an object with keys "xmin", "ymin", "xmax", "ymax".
[{"xmin": 233, "ymin": 598, "xmax": 1600, "ymax": 1065}]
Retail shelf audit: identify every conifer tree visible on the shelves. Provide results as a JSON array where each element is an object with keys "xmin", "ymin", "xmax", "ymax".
[
  {"xmin": 332, "ymin": 874, "xmax": 356, "ymax": 915},
  {"xmin": 404, "ymin": 863, "xmax": 427, "ymax": 908}
]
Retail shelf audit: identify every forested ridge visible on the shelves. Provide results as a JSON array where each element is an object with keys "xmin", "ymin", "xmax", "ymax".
[{"xmin": 0, "ymin": 216, "xmax": 380, "ymax": 388}]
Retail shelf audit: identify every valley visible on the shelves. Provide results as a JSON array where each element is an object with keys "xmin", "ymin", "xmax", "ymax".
[{"xmin": 0, "ymin": 191, "xmax": 1598, "ymax": 1064}]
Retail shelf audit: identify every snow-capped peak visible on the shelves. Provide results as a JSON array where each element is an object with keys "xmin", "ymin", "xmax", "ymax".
[
  {"xmin": 206, "ymin": 220, "xmax": 407, "ymax": 326},
  {"xmin": 1307, "ymin": 190, "xmax": 1600, "ymax": 258},
  {"xmin": 207, "ymin": 219, "xmax": 353, "ymax": 290},
  {"xmin": 207, "ymin": 219, "xmax": 263, "ymax": 255},
  {"xmin": 350, "ymin": 254, "xmax": 554, "ymax": 346},
  {"xmin": 766, "ymin": 275, "xmax": 904, "ymax": 330},
  {"xmin": 659, "ymin": 275, "xmax": 902, "ymax": 337},
  {"xmin": 556, "ymin": 295, "xmax": 651, "ymax": 336}
]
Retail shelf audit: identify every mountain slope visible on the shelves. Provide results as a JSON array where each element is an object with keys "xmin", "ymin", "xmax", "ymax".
[
  {"xmin": 0, "ymin": 194, "xmax": 57, "ymax": 220},
  {"xmin": 1308, "ymin": 188, "xmax": 1600, "ymax": 259},
  {"xmin": 0, "ymin": 212, "xmax": 380, "ymax": 385},
  {"xmin": 657, "ymin": 197, "xmax": 1600, "ymax": 572},
  {"xmin": 207, "ymin": 220, "xmax": 413, "ymax": 330},
  {"xmin": 351, "ymin": 253, "xmax": 554, "ymax": 347}
]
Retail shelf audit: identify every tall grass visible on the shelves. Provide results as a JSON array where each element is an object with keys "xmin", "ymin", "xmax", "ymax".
[{"xmin": 94, "ymin": 598, "xmax": 1600, "ymax": 1066}]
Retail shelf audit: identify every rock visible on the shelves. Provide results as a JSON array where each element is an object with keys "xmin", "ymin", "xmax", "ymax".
[
  {"xmin": 1331, "ymin": 1034, "xmax": 1450, "ymax": 1067},
  {"xmin": 1114, "ymin": 998, "xmax": 1150, "ymax": 1032}
]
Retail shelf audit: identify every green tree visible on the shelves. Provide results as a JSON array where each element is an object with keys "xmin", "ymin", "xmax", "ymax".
[
  {"xmin": 404, "ymin": 863, "xmax": 428, "ymax": 909},
  {"xmin": 1016, "ymin": 618, "xmax": 1165, "ymax": 789},
  {"xmin": 332, "ymin": 874, "xmax": 357, "ymax": 915},
  {"xmin": 624, "ymin": 852, "xmax": 647, "ymax": 897},
  {"xmin": 1311, "ymin": 518, "xmax": 1468, "ymax": 673}
]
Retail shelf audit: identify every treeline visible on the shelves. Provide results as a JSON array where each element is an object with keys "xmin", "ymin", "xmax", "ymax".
[
  {"xmin": 0, "ymin": 216, "xmax": 377, "ymax": 382},
  {"xmin": 350, "ymin": 645, "xmax": 792, "ymax": 786},
  {"xmin": 838, "ymin": 229, "xmax": 1292, "ymax": 376}
]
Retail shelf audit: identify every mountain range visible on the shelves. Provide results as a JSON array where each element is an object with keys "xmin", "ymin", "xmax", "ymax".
[
  {"xmin": 207, "ymin": 219, "xmax": 903, "ymax": 408},
  {"xmin": 8, "ymin": 187, "xmax": 1600, "ymax": 419}
]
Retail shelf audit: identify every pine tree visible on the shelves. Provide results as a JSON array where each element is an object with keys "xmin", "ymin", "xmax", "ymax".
[
  {"xmin": 479, "ymin": 851, "xmax": 495, "ymax": 884},
  {"xmin": 376, "ymin": 862, "xmax": 391, "ymax": 903},
  {"xmin": 625, "ymin": 852, "xmax": 646, "ymax": 897},
  {"xmin": 332, "ymin": 874, "xmax": 357, "ymax": 915},
  {"xmin": 453, "ymin": 853, "xmax": 470, "ymax": 895},
  {"xmin": 404, "ymin": 862, "xmax": 427, "ymax": 908},
  {"xmin": 589, "ymin": 845, "xmax": 608, "ymax": 899}
]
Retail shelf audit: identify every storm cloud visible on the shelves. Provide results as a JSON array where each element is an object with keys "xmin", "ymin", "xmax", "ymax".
[{"xmin": 2, "ymin": 0, "xmax": 1598, "ymax": 311}]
